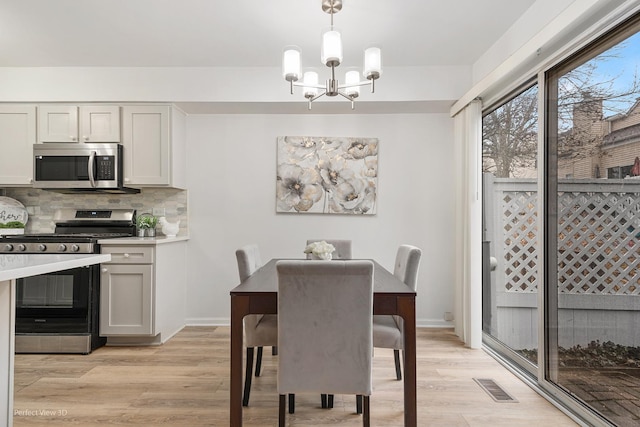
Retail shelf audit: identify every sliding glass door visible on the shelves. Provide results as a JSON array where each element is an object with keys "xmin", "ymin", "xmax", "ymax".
[
  {"xmin": 545, "ymin": 16, "xmax": 640, "ymax": 426},
  {"xmin": 482, "ymin": 12, "xmax": 640, "ymax": 425},
  {"xmin": 482, "ymin": 84, "xmax": 539, "ymax": 373}
]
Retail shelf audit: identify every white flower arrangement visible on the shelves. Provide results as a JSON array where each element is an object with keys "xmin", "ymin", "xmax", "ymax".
[{"xmin": 304, "ymin": 240, "xmax": 336, "ymax": 260}]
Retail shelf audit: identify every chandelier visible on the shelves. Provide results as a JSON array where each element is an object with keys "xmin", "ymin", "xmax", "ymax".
[{"xmin": 282, "ymin": 0, "xmax": 382, "ymax": 110}]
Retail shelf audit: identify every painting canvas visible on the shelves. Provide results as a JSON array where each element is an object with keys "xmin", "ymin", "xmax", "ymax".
[{"xmin": 276, "ymin": 136, "xmax": 378, "ymax": 214}]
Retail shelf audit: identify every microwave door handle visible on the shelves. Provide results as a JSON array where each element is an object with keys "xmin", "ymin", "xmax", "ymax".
[{"xmin": 88, "ymin": 151, "xmax": 96, "ymax": 187}]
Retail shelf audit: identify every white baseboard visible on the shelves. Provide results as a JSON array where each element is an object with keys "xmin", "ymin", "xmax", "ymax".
[
  {"xmin": 186, "ymin": 317, "xmax": 229, "ymax": 326},
  {"xmin": 418, "ymin": 319, "xmax": 454, "ymax": 328}
]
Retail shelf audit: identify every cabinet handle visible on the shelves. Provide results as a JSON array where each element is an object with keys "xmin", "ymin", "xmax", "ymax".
[
  {"xmin": 83, "ymin": 135, "xmax": 89, "ymax": 141},
  {"xmin": 71, "ymin": 136, "xmax": 77, "ymax": 141},
  {"xmin": 124, "ymin": 253, "xmax": 130, "ymax": 258},
  {"xmin": 102, "ymin": 268, "xmax": 108, "ymax": 273}
]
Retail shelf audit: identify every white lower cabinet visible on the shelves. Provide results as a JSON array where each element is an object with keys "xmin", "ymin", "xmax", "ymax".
[
  {"xmin": 100, "ymin": 263, "xmax": 154, "ymax": 335},
  {"xmin": 100, "ymin": 240, "xmax": 186, "ymax": 345},
  {"xmin": 100, "ymin": 246, "xmax": 154, "ymax": 336}
]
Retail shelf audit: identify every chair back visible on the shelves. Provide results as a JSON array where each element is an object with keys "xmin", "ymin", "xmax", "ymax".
[
  {"xmin": 236, "ymin": 244, "xmax": 262, "ymax": 282},
  {"xmin": 393, "ymin": 245, "xmax": 422, "ymax": 291},
  {"xmin": 305, "ymin": 239, "xmax": 353, "ymax": 260},
  {"xmin": 276, "ymin": 260, "xmax": 374, "ymax": 395}
]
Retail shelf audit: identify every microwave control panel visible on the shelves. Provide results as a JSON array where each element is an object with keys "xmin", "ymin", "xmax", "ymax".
[{"xmin": 96, "ymin": 156, "xmax": 115, "ymax": 180}]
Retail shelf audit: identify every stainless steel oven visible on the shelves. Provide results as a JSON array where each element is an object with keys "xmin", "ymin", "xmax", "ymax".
[
  {"xmin": 0, "ymin": 209, "xmax": 136, "ymax": 354},
  {"xmin": 15, "ymin": 264, "xmax": 100, "ymax": 353}
]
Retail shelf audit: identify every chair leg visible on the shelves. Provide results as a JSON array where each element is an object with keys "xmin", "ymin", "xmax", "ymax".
[
  {"xmin": 288, "ymin": 393, "xmax": 295, "ymax": 414},
  {"xmin": 279, "ymin": 394, "xmax": 286, "ymax": 427},
  {"xmin": 255, "ymin": 346, "xmax": 264, "ymax": 376},
  {"xmin": 356, "ymin": 394, "xmax": 363, "ymax": 414},
  {"xmin": 328, "ymin": 394, "xmax": 334, "ymax": 408},
  {"xmin": 272, "ymin": 346, "xmax": 278, "ymax": 355},
  {"xmin": 394, "ymin": 349, "xmax": 402, "ymax": 380},
  {"xmin": 242, "ymin": 347, "xmax": 254, "ymax": 406},
  {"xmin": 362, "ymin": 395, "xmax": 370, "ymax": 427},
  {"xmin": 321, "ymin": 394, "xmax": 327, "ymax": 408}
]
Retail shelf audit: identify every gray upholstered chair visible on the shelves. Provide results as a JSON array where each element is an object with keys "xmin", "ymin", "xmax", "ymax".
[
  {"xmin": 305, "ymin": 239, "xmax": 353, "ymax": 259},
  {"xmin": 276, "ymin": 260, "xmax": 374, "ymax": 427},
  {"xmin": 235, "ymin": 244, "xmax": 278, "ymax": 407},
  {"xmin": 373, "ymin": 244, "xmax": 422, "ymax": 380}
]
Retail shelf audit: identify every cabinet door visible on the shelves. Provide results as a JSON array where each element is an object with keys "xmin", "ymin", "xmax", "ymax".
[
  {"xmin": 80, "ymin": 106, "xmax": 121, "ymax": 142},
  {"xmin": 100, "ymin": 264, "xmax": 154, "ymax": 336},
  {"xmin": 38, "ymin": 105, "xmax": 79, "ymax": 143},
  {"xmin": 0, "ymin": 105, "xmax": 36, "ymax": 185},
  {"xmin": 121, "ymin": 106, "xmax": 170, "ymax": 185}
]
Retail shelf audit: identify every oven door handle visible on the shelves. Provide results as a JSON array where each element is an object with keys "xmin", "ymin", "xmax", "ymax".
[{"xmin": 88, "ymin": 151, "xmax": 96, "ymax": 187}]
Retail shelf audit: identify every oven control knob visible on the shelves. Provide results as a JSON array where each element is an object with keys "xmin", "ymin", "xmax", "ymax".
[
  {"xmin": 37, "ymin": 244, "xmax": 47, "ymax": 252},
  {"xmin": 57, "ymin": 244, "xmax": 67, "ymax": 252},
  {"xmin": 71, "ymin": 244, "xmax": 80, "ymax": 252},
  {"xmin": 17, "ymin": 244, "xmax": 26, "ymax": 252},
  {"xmin": 3, "ymin": 244, "xmax": 13, "ymax": 251}
]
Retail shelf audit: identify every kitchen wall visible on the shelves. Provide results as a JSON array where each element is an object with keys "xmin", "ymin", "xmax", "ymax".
[
  {"xmin": 185, "ymin": 112, "xmax": 455, "ymax": 327},
  {"xmin": 2, "ymin": 188, "xmax": 188, "ymax": 234}
]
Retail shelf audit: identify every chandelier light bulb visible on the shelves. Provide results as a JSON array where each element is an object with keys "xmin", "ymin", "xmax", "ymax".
[
  {"xmin": 282, "ymin": 46, "xmax": 302, "ymax": 82},
  {"xmin": 345, "ymin": 70, "xmax": 360, "ymax": 98},
  {"xmin": 303, "ymin": 71, "xmax": 319, "ymax": 99},
  {"xmin": 321, "ymin": 28, "xmax": 343, "ymax": 66},
  {"xmin": 363, "ymin": 46, "xmax": 382, "ymax": 80}
]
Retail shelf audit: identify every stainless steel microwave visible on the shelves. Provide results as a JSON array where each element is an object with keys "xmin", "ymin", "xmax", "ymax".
[{"xmin": 33, "ymin": 143, "xmax": 139, "ymax": 194}]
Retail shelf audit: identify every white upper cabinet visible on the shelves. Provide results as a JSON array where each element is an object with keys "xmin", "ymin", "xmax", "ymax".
[
  {"xmin": 0, "ymin": 105, "xmax": 36, "ymax": 186},
  {"xmin": 79, "ymin": 106, "xmax": 121, "ymax": 142},
  {"xmin": 121, "ymin": 105, "xmax": 186, "ymax": 188},
  {"xmin": 38, "ymin": 105, "xmax": 120, "ymax": 143}
]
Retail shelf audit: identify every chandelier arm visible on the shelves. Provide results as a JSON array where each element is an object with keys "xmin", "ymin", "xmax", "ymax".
[
  {"xmin": 309, "ymin": 92, "xmax": 327, "ymax": 103},
  {"xmin": 337, "ymin": 80, "xmax": 372, "ymax": 90},
  {"xmin": 337, "ymin": 91, "xmax": 355, "ymax": 101},
  {"xmin": 292, "ymin": 82, "xmax": 325, "ymax": 90}
]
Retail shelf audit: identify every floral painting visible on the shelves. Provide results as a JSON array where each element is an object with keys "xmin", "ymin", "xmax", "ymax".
[{"xmin": 276, "ymin": 136, "xmax": 378, "ymax": 214}]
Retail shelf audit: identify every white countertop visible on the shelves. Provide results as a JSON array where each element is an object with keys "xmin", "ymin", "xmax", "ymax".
[
  {"xmin": 0, "ymin": 254, "xmax": 110, "ymax": 282},
  {"xmin": 98, "ymin": 235, "xmax": 189, "ymax": 245}
]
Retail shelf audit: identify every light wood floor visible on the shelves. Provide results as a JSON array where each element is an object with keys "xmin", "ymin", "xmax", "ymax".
[{"xmin": 13, "ymin": 326, "xmax": 579, "ymax": 426}]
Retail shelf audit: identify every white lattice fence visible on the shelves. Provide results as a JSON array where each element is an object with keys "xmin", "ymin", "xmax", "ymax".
[
  {"xmin": 488, "ymin": 178, "xmax": 640, "ymax": 295},
  {"xmin": 558, "ymin": 190, "xmax": 640, "ymax": 294},
  {"xmin": 502, "ymin": 190, "xmax": 538, "ymax": 292}
]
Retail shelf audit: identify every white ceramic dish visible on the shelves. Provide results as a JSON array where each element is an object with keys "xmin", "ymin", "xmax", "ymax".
[{"xmin": 0, "ymin": 196, "xmax": 28, "ymax": 233}]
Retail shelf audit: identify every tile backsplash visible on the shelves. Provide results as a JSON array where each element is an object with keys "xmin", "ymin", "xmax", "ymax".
[{"xmin": 2, "ymin": 188, "xmax": 188, "ymax": 235}]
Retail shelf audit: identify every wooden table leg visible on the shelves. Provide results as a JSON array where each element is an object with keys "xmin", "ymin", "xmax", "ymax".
[
  {"xmin": 230, "ymin": 295, "xmax": 250, "ymax": 427},
  {"xmin": 398, "ymin": 295, "xmax": 417, "ymax": 427}
]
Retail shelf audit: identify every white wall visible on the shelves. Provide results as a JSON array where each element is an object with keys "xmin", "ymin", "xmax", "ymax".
[{"xmin": 185, "ymin": 113, "xmax": 455, "ymax": 327}]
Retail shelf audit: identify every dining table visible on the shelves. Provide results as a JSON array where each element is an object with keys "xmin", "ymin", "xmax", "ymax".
[{"xmin": 229, "ymin": 258, "xmax": 417, "ymax": 427}]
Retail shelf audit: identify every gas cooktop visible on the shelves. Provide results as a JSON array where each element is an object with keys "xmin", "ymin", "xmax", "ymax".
[{"xmin": 0, "ymin": 208, "xmax": 137, "ymax": 254}]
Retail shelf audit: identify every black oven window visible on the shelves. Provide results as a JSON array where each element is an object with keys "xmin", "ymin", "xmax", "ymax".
[{"xmin": 17, "ymin": 275, "xmax": 75, "ymax": 308}]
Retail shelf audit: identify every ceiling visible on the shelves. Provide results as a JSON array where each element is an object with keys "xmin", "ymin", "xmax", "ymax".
[{"xmin": 0, "ymin": 0, "xmax": 536, "ymax": 69}]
